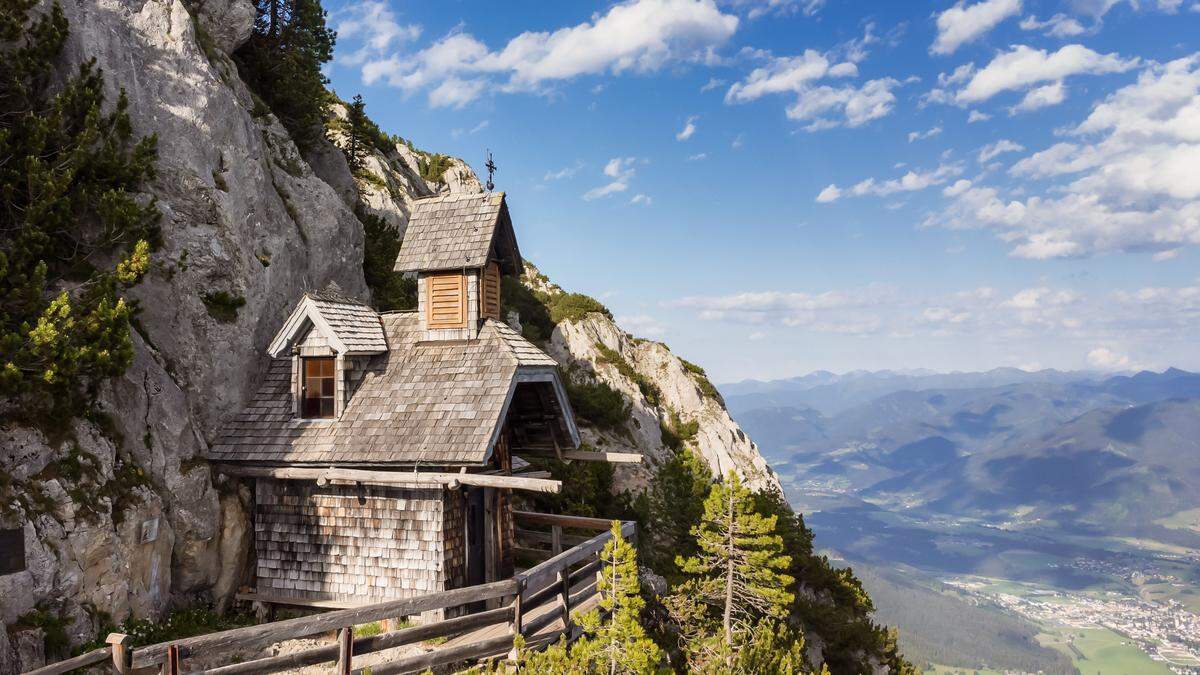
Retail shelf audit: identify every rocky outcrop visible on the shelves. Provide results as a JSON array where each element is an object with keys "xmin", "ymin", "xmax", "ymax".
[{"xmin": 544, "ymin": 294, "xmax": 779, "ymax": 494}]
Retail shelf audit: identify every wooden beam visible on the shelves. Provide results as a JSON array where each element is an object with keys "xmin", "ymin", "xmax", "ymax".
[
  {"xmin": 213, "ymin": 464, "xmax": 561, "ymax": 494},
  {"xmin": 353, "ymin": 633, "xmax": 515, "ymax": 675},
  {"xmin": 512, "ymin": 511, "xmax": 619, "ymax": 531},
  {"xmin": 517, "ymin": 450, "xmax": 643, "ymax": 464},
  {"xmin": 22, "ymin": 647, "xmax": 111, "ymax": 675},
  {"xmin": 234, "ymin": 592, "xmax": 371, "ymax": 610},
  {"xmin": 132, "ymin": 579, "xmax": 519, "ymax": 668}
]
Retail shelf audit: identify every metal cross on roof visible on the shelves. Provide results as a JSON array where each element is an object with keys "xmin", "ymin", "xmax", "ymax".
[{"xmin": 484, "ymin": 149, "xmax": 496, "ymax": 192}]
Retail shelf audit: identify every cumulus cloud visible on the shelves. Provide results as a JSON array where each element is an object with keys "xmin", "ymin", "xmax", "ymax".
[
  {"xmin": 931, "ymin": 0, "xmax": 1023, "ymax": 56},
  {"xmin": 333, "ymin": 2, "xmax": 422, "ymax": 66},
  {"xmin": 584, "ymin": 157, "xmax": 639, "ymax": 200},
  {"xmin": 700, "ymin": 77, "xmax": 727, "ymax": 92},
  {"xmin": 353, "ymin": 0, "xmax": 738, "ymax": 107},
  {"xmin": 926, "ymin": 56, "xmax": 1200, "ymax": 258},
  {"xmin": 1019, "ymin": 13, "xmax": 1088, "ymax": 37},
  {"xmin": 816, "ymin": 163, "xmax": 963, "ymax": 202},
  {"xmin": 676, "ymin": 115, "xmax": 699, "ymax": 140},
  {"xmin": 968, "ymin": 110, "xmax": 992, "ymax": 122},
  {"xmin": 1009, "ymin": 80, "xmax": 1067, "ymax": 113},
  {"xmin": 959, "ymin": 44, "xmax": 1136, "ymax": 103},
  {"xmin": 615, "ymin": 314, "xmax": 666, "ymax": 337},
  {"xmin": 688, "ymin": 152, "xmax": 708, "ymax": 161},
  {"xmin": 978, "ymin": 139, "xmax": 1025, "ymax": 162},
  {"xmin": 544, "ymin": 162, "xmax": 583, "ymax": 181},
  {"xmin": 725, "ymin": 26, "xmax": 900, "ymax": 130},
  {"xmin": 908, "ymin": 126, "xmax": 943, "ymax": 142},
  {"xmin": 630, "ymin": 193, "xmax": 653, "ymax": 205}
]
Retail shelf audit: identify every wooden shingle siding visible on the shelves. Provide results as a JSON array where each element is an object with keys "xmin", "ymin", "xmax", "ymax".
[
  {"xmin": 426, "ymin": 273, "xmax": 466, "ymax": 329},
  {"xmin": 394, "ymin": 192, "xmax": 521, "ymax": 274},
  {"xmin": 255, "ymin": 480, "xmax": 447, "ymax": 611},
  {"xmin": 482, "ymin": 262, "xmax": 501, "ymax": 321}
]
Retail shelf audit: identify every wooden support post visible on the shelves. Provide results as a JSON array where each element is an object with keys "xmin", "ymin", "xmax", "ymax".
[
  {"xmin": 106, "ymin": 633, "xmax": 131, "ymax": 674},
  {"xmin": 551, "ymin": 525, "xmax": 563, "ymax": 555},
  {"xmin": 508, "ymin": 579, "xmax": 525, "ymax": 660},
  {"xmin": 557, "ymin": 568, "xmax": 572, "ymax": 632},
  {"xmin": 337, "ymin": 626, "xmax": 353, "ymax": 675},
  {"xmin": 163, "ymin": 644, "xmax": 180, "ymax": 675}
]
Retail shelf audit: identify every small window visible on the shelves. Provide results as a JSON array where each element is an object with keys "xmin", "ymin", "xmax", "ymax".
[
  {"xmin": 302, "ymin": 357, "xmax": 336, "ymax": 418},
  {"xmin": 427, "ymin": 272, "xmax": 467, "ymax": 329},
  {"xmin": 482, "ymin": 262, "xmax": 501, "ymax": 321}
]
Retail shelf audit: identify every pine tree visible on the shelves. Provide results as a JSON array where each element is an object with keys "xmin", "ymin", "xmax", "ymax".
[
  {"xmin": 235, "ymin": 0, "xmax": 335, "ymax": 148},
  {"xmin": 344, "ymin": 93, "xmax": 369, "ymax": 171},
  {"xmin": 0, "ymin": 1, "xmax": 159, "ymax": 423},
  {"xmin": 669, "ymin": 472, "xmax": 795, "ymax": 670},
  {"xmin": 642, "ymin": 446, "xmax": 712, "ymax": 577}
]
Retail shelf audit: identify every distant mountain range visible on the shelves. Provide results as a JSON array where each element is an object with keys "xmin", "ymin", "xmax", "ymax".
[
  {"xmin": 726, "ymin": 367, "xmax": 1200, "ymax": 671},
  {"xmin": 729, "ymin": 367, "xmax": 1200, "ymax": 536}
]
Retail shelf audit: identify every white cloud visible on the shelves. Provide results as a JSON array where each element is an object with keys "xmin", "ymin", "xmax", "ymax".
[
  {"xmin": 931, "ymin": 0, "xmax": 1023, "ymax": 56},
  {"xmin": 978, "ymin": 139, "xmax": 1025, "ymax": 162},
  {"xmin": 333, "ymin": 2, "xmax": 422, "ymax": 67},
  {"xmin": 731, "ymin": 133, "xmax": 745, "ymax": 149},
  {"xmin": 630, "ymin": 193, "xmax": 653, "ymax": 205},
  {"xmin": 615, "ymin": 314, "xmax": 666, "ymax": 337},
  {"xmin": 544, "ymin": 162, "xmax": 582, "ymax": 181},
  {"xmin": 955, "ymin": 44, "xmax": 1137, "ymax": 104},
  {"xmin": 725, "ymin": 27, "xmax": 901, "ymax": 130},
  {"xmin": 1071, "ymin": 0, "xmax": 1186, "ymax": 18},
  {"xmin": 968, "ymin": 110, "xmax": 992, "ymax": 122},
  {"xmin": 1087, "ymin": 346, "xmax": 1133, "ymax": 370},
  {"xmin": 676, "ymin": 115, "xmax": 699, "ymax": 140},
  {"xmin": 721, "ymin": 0, "xmax": 825, "ymax": 19},
  {"xmin": 908, "ymin": 126, "xmax": 943, "ymax": 142},
  {"xmin": 584, "ymin": 157, "xmax": 639, "ymax": 200},
  {"xmin": 688, "ymin": 152, "xmax": 708, "ymax": 161},
  {"xmin": 1019, "ymin": 13, "xmax": 1088, "ymax": 37},
  {"xmin": 1009, "ymin": 81, "xmax": 1067, "ymax": 113},
  {"xmin": 700, "ymin": 77, "xmax": 727, "ymax": 92},
  {"xmin": 817, "ymin": 163, "xmax": 963, "ymax": 202},
  {"xmin": 929, "ymin": 55, "xmax": 1200, "ymax": 258},
  {"xmin": 356, "ymin": 0, "xmax": 738, "ymax": 107}
]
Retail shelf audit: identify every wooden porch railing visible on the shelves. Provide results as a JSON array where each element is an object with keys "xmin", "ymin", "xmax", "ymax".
[{"xmin": 22, "ymin": 514, "xmax": 634, "ymax": 675}]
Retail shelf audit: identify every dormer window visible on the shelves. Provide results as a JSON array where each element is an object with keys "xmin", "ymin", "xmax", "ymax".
[{"xmin": 302, "ymin": 357, "xmax": 336, "ymax": 418}]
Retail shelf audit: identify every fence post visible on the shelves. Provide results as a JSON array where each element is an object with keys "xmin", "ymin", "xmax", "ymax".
[
  {"xmin": 337, "ymin": 626, "xmax": 353, "ymax": 675},
  {"xmin": 162, "ymin": 644, "xmax": 180, "ymax": 675},
  {"xmin": 105, "ymin": 633, "xmax": 131, "ymax": 674},
  {"xmin": 508, "ymin": 578, "xmax": 526, "ymax": 660},
  {"xmin": 551, "ymin": 525, "xmax": 563, "ymax": 555},
  {"xmin": 557, "ymin": 567, "xmax": 572, "ymax": 632}
]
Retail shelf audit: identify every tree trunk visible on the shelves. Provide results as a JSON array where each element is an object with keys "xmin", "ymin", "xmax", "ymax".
[{"xmin": 724, "ymin": 485, "xmax": 734, "ymax": 670}]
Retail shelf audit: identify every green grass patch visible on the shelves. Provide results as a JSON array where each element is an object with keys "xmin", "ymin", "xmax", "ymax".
[
  {"xmin": 595, "ymin": 344, "xmax": 660, "ymax": 405},
  {"xmin": 679, "ymin": 358, "xmax": 720, "ymax": 401}
]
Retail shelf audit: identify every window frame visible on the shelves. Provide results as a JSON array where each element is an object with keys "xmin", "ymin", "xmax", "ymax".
[{"xmin": 300, "ymin": 356, "xmax": 337, "ymax": 419}]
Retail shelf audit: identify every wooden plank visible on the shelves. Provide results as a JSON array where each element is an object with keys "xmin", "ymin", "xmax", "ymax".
[
  {"xmin": 21, "ymin": 646, "xmax": 110, "ymax": 675},
  {"xmin": 551, "ymin": 525, "xmax": 563, "ymax": 555},
  {"xmin": 213, "ymin": 465, "xmax": 561, "ymax": 494},
  {"xmin": 133, "ymin": 579, "xmax": 518, "ymax": 668},
  {"xmin": 354, "ymin": 633, "xmax": 514, "ymax": 675},
  {"xmin": 513, "ymin": 528, "xmax": 588, "ymax": 547},
  {"xmin": 557, "ymin": 569, "xmax": 572, "ymax": 632},
  {"xmin": 107, "ymin": 632, "xmax": 131, "ymax": 674},
  {"xmin": 195, "ymin": 606, "xmax": 513, "ymax": 675},
  {"xmin": 234, "ymin": 592, "xmax": 370, "ymax": 610},
  {"xmin": 515, "ymin": 449, "xmax": 642, "ymax": 464},
  {"xmin": 512, "ymin": 511, "xmax": 618, "ymax": 531},
  {"xmin": 568, "ymin": 579, "xmax": 599, "ymax": 607},
  {"xmin": 568, "ymin": 558, "xmax": 602, "ymax": 588}
]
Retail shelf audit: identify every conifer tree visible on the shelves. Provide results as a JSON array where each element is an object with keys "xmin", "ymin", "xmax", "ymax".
[
  {"xmin": 0, "ymin": 0, "xmax": 158, "ymax": 422},
  {"xmin": 235, "ymin": 0, "xmax": 335, "ymax": 148},
  {"xmin": 344, "ymin": 93, "xmax": 369, "ymax": 171},
  {"xmin": 669, "ymin": 472, "xmax": 795, "ymax": 670}
]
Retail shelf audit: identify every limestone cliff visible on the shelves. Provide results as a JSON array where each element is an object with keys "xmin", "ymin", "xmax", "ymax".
[{"xmin": 0, "ymin": 0, "xmax": 774, "ymax": 671}]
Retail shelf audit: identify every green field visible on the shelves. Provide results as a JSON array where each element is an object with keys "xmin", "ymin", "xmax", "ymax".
[
  {"xmin": 923, "ymin": 665, "xmax": 1005, "ymax": 675},
  {"xmin": 1039, "ymin": 628, "xmax": 1170, "ymax": 675},
  {"xmin": 1155, "ymin": 507, "xmax": 1200, "ymax": 533}
]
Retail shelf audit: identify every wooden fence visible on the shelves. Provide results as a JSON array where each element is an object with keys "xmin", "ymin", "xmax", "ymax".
[{"xmin": 23, "ymin": 514, "xmax": 633, "ymax": 675}]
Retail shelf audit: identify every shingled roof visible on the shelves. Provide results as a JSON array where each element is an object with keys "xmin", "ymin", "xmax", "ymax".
[
  {"xmin": 210, "ymin": 313, "xmax": 575, "ymax": 466},
  {"xmin": 393, "ymin": 192, "xmax": 522, "ymax": 274},
  {"xmin": 266, "ymin": 285, "xmax": 387, "ymax": 357}
]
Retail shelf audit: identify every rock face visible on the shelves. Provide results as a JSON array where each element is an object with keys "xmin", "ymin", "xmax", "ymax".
[
  {"xmin": 0, "ymin": 1, "xmax": 772, "ymax": 670},
  {"xmin": 544, "ymin": 292, "xmax": 779, "ymax": 494}
]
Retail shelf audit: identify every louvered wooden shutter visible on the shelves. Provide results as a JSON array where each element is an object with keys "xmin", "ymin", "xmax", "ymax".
[
  {"xmin": 482, "ymin": 262, "xmax": 501, "ymax": 320},
  {"xmin": 427, "ymin": 272, "xmax": 467, "ymax": 328}
]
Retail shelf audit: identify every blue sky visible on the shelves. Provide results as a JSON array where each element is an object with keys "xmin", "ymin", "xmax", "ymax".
[{"xmin": 321, "ymin": 0, "xmax": 1200, "ymax": 382}]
